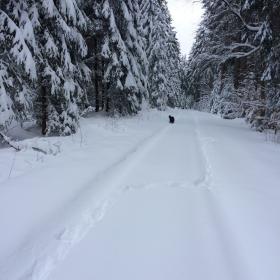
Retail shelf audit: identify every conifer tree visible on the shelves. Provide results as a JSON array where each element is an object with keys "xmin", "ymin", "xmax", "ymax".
[
  {"xmin": 141, "ymin": 0, "xmax": 182, "ymax": 109},
  {"xmin": 97, "ymin": 0, "xmax": 149, "ymax": 115},
  {"xmin": 0, "ymin": 1, "xmax": 36, "ymax": 131},
  {"xmin": 34, "ymin": 0, "xmax": 89, "ymax": 135}
]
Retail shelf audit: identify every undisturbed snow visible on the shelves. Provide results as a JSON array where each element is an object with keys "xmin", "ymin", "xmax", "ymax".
[{"xmin": 0, "ymin": 109, "xmax": 280, "ymax": 280}]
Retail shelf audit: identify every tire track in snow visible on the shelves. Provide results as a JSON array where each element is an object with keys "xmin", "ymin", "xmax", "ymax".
[
  {"xmin": 200, "ymin": 189, "xmax": 254, "ymax": 280},
  {"xmin": 191, "ymin": 111, "xmax": 253, "ymax": 280},
  {"xmin": 0, "ymin": 124, "xmax": 172, "ymax": 280}
]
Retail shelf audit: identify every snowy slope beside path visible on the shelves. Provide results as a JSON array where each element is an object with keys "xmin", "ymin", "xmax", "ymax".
[{"xmin": 1, "ymin": 110, "xmax": 280, "ymax": 280}]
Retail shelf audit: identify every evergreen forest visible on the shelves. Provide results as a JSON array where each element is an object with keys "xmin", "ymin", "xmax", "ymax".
[{"xmin": 1, "ymin": 0, "xmax": 280, "ymax": 136}]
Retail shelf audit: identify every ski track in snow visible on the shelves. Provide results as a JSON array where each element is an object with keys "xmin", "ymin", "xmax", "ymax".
[
  {"xmin": 189, "ymin": 112, "xmax": 251, "ymax": 280},
  {"xmin": 190, "ymin": 112, "xmax": 270, "ymax": 280}
]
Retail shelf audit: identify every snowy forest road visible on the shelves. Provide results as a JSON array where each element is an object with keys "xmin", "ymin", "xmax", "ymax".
[{"xmin": 1, "ymin": 110, "xmax": 280, "ymax": 280}]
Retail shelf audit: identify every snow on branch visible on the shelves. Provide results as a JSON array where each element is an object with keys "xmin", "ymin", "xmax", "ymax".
[
  {"xmin": 226, "ymin": 42, "xmax": 258, "ymax": 51},
  {"xmin": 223, "ymin": 43, "xmax": 260, "ymax": 59},
  {"xmin": 223, "ymin": 46, "xmax": 260, "ymax": 60},
  {"xmin": 0, "ymin": 132, "xmax": 21, "ymax": 151},
  {"xmin": 220, "ymin": 0, "xmax": 261, "ymax": 32},
  {"xmin": 0, "ymin": 131, "xmax": 61, "ymax": 155},
  {"xmin": 0, "ymin": 10, "xmax": 37, "ymax": 80}
]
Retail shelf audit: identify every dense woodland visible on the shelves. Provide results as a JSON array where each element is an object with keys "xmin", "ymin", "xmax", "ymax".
[
  {"xmin": 187, "ymin": 0, "xmax": 280, "ymax": 132},
  {"xmin": 1, "ymin": 0, "xmax": 280, "ymax": 138},
  {"xmin": 0, "ymin": 0, "xmax": 184, "ymax": 136}
]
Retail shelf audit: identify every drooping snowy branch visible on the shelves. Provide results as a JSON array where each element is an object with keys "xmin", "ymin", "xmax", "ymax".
[
  {"xmin": 0, "ymin": 10, "xmax": 37, "ymax": 79},
  {"xmin": 220, "ymin": 0, "xmax": 260, "ymax": 32}
]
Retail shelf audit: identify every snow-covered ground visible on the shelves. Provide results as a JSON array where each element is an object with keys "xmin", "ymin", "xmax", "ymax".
[{"xmin": 1, "ymin": 109, "xmax": 280, "ymax": 280}]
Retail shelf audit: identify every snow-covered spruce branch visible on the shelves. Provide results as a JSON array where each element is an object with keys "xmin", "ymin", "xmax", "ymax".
[
  {"xmin": 226, "ymin": 43, "xmax": 258, "ymax": 51},
  {"xmin": 218, "ymin": 42, "xmax": 261, "ymax": 60},
  {"xmin": 204, "ymin": 41, "xmax": 261, "ymax": 62},
  {"xmin": 0, "ymin": 132, "xmax": 21, "ymax": 151},
  {"xmin": 222, "ymin": 45, "xmax": 261, "ymax": 61},
  {"xmin": 220, "ymin": 0, "xmax": 261, "ymax": 32},
  {"xmin": 190, "ymin": 44, "xmax": 260, "ymax": 71},
  {"xmin": 0, "ymin": 131, "xmax": 53, "ymax": 155},
  {"xmin": 0, "ymin": 10, "xmax": 37, "ymax": 79},
  {"xmin": 5, "ymin": 54, "xmax": 25, "ymax": 84}
]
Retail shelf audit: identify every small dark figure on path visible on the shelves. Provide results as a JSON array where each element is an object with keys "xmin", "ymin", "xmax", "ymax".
[{"xmin": 169, "ymin": 115, "xmax": 175, "ymax": 124}]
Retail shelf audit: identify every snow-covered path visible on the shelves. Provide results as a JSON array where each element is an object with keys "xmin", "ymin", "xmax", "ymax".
[{"xmin": 1, "ymin": 110, "xmax": 280, "ymax": 280}]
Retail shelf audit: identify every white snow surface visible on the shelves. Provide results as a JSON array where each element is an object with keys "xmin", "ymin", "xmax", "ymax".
[{"xmin": 0, "ymin": 109, "xmax": 280, "ymax": 280}]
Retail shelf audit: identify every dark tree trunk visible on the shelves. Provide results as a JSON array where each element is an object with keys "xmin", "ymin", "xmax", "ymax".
[
  {"xmin": 105, "ymin": 97, "xmax": 110, "ymax": 112},
  {"xmin": 101, "ymin": 59, "xmax": 106, "ymax": 110},
  {"xmin": 41, "ymin": 85, "xmax": 48, "ymax": 135},
  {"xmin": 234, "ymin": 59, "xmax": 241, "ymax": 90},
  {"xmin": 95, "ymin": 72, "xmax": 100, "ymax": 112},
  {"xmin": 94, "ymin": 38, "xmax": 100, "ymax": 112}
]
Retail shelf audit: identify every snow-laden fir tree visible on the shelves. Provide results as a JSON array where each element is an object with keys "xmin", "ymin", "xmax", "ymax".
[
  {"xmin": 1, "ymin": 0, "xmax": 91, "ymax": 135},
  {"xmin": 84, "ymin": 0, "xmax": 144, "ymax": 116},
  {"xmin": 33, "ymin": 0, "xmax": 90, "ymax": 135},
  {"xmin": 165, "ymin": 24, "xmax": 183, "ymax": 108},
  {"xmin": 141, "ymin": 0, "xmax": 182, "ymax": 110},
  {"xmin": 0, "ymin": 0, "xmax": 36, "ymax": 131}
]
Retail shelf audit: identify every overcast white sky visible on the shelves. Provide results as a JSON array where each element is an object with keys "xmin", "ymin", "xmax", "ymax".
[{"xmin": 167, "ymin": 0, "xmax": 203, "ymax": 56}]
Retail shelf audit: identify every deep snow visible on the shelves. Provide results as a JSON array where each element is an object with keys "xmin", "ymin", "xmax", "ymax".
[{"xmin": 0, "ymin": 109, "xmax": 280, "ymax": 280}]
